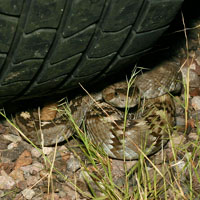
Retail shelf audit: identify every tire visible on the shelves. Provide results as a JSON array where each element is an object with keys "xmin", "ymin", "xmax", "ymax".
[{"xmin": 0, "ymin": 0, "xmax": 184, "ymax": 104}]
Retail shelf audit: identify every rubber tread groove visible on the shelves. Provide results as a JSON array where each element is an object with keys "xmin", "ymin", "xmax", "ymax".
[
  {"xmin": 19, "ymin": 27, "xmax": 58, "ymax": 35},
  {"xmin": 0, "ymin": 1, "xmax": 31, "ymax": 79},
  {"xmin": 51, "ymin": 0, "xmax": 109, "ymax": 91},
  {"xmin": 0, "ymin": 12, "xmax": 21, "ymax": 18},
  {"xmin": 12, "ymin": 0, "xmax": 69, "ymax": 99},
  {"xmin": 88, "ymin": 0, "xmax": 182, "ymax": 79},
  {"xmin": 61, "ymin": 0, "xmax": 143, "ymax": 85}
]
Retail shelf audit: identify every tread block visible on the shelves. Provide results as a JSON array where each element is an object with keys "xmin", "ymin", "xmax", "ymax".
[
  {"xmin": 105, "ymin": 50, "xmax": 149, "ymax": 74},
  {"xmin": 0, "ymin": 54, "xmax": 6, "ymax": 69},
  {"xmin": 24, "ymin": 75, "xmax": 67, "ymax": 97},
  {"xmin": 38, "ymin": 54, "xmax": 81, "ymax": 83},
  {"xmin": 0, "ymin": 96, "xmax": 14, "ymax": 104},
  {"xmin": 0, "ymin": 0, "xmax": 23, "ymax": 16},
  {"xmin": 63, "ymin": 0, "xmax": 104, "ymax": 37},
  {"xmin": 50, "ymin": 25, "xmax": 95, "ymax": 64},
  {"xmin": 134, "ymin": 0, "xmax": 184, "ymax": 32},
  {"xmin": 101, "ymin": 0, "xmax": 143, "ymax": 31},
  {"xmin": 120, "ymin": 26, "xmax": 169, "ymax": 56},
  {"xmin": 60, "ymin": 73, "xmax": 99, "ymax": 90},
  {"xmin": 74, "ymin": 53, "xmax": 116, "ymax": 77},
  {"xmin": 87, "ymin": 26, "xmax": 131, "ymax": 58},
  {"xmin": 0, "ymin": 14, "xmax": 18, "ymax": 52},
  {"xmin": 24, "ymin": 0, "xmax": 65, "ymax": 33},
  {"xmin": 0, "ymin": 81, "xmax": 29, "ymax": 96},
  {"xmin": 13, "ymin": 29, "xmax": 56, "ymax": 63},
  {"xmin": 2, "ymin": 60, "xmax": 43, "ymax": 84}
]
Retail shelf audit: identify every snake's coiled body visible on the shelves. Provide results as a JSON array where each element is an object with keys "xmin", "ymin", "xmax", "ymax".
[
  {"xmin": 15, "ymin": 60, "xmax": 181, "ymax": 160},
  {"xmin": 86, "ymin": 94, "xmax": 175, "ymax": 159}
]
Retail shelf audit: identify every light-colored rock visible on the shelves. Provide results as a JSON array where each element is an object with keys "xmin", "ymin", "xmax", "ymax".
[
  {"xmin": 61, "ymin": 185, "xmax": 82, "ymax": 200},
  {"xmin": 0, "ymin": 170, "xmax": 15, "ymax": 190},
  {"xmin": 111, "ymin": 159, "xmax": 137, "ymax": 186},
  {"xmin": 181, "ymin": 65, "xmax": 200, "ymax": 88},
  {"xmin": 22, "ymin": 188, "xmax": 35, "ymax": 199},
  {"xmin": 172, "ymin": 160, "xmax": 186, "ymax": 172},
  {"xmin": 175, "ymin": 116, "xmax": 185, "ymax": 126},
  {"xmin": 188, "ymin": 132, "xmax": 199, "ymax": 140},
  {"xmin": 31, "ymin": 148, "xmax": 42, "ymax": 158},
  {"xmin": 42, "ymin": 147, "xmax": 54, "ymax": 155},
  {"xmin": 26, "ymin": 175, "xmax": 39, "ymax": 186},
  {"xmin": 39, "ymin": 170, "xmax": 49, "ymax": 178},
  {"xmin": 191, "ymin": 96, "xmax": 200, "ymax": 110},
  {"xmin": 20, "ymin": 162, "xmax": 44, "ymax": 174},
  {"xmin": 32, "ymin": 162, "xmax": 44, "ymax": 172},
  {"xmin": 7, "ymin": 142, "xmax": 18, "ymax": 149},
  {"xmin": 9, "ymin": 169, "xmax": 24, "ymax": 182},
  {"xmin": 3, "ymin": 134, "xmax": 22, "ymax": 143},
  {"xmin": 171, "ymin": 159, "xmax": 188, "ymax": 183},
  {"xmin": 168, "ymin": 134, "xmax": 186, "ymax": 149},
  {"xmin": 66, "ymin": 156, "xmax": 81, "ymax": 172}
]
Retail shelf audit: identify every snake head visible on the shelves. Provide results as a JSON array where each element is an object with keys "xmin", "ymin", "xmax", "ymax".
[{"xmin": 102, "ymin": 81, "xmax": 139, "ymax": 108}]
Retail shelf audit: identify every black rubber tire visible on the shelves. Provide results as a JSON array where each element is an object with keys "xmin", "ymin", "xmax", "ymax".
[{"xmin": 0, "ymin": 0, "xmax": 183, "ymax": 104}]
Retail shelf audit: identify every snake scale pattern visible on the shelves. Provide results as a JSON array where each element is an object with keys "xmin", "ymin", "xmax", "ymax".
[{"xmin": 15, "ymin": 60, "xmax": 182, "ymax": 160}]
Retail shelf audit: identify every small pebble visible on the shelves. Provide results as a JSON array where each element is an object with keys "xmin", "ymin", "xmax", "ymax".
[
  {"xmin": 176, "ymin": 116, "xmax": 185, "ymax": 126},
  {"xmin": 31, "ymin": 148, "xmax": 42, "ymax": 158},
  {"xmin": 191, "ymin": 96, "xmax": 200, "ymax": 110},
  {"xmin": 188, "ymin": 132, "xmax": 199, "ymax": 140},
  {"xmin": 7, "ymin": 142, "xmax": 18, "ymax": 150},
  {"xmin": 21, "ymin": 162, "xmax": 44, "ymax": 175},
  {"xmin": 191, "ymin": 110, "xmax": 200, "ymax": 120},
  {"xmin": 181, "ymin": 67, "xmax": 200, "ymax": 88},
  {"xmin": 3, "ymin": 134, "xmax": 21, "ymax": 143},
  {"xmin": 42, "ymin": 147, "xmax": 53, "ymax": 155},
  {"xmin": 61, "ymin": 185, "xmax": 82, "ymax": 200},
  {"xmin": 172, "ymin": 160, "xmax": 186, "ymax": 171},
  {"xmin": 9, "ymin": 169, "xmax": 24, "ymax": 182},
  {"xmin": 66, "ymin": 157, "xmax": 81, "ymax": 172},
  {"xmin": 0, "ymin": 170, "xmax": 15, "ymax": 190},
  {"xmin": 16, "ymin": 180, "xmax": 27, "ymax": 190},
  {"xmin": 32, "ymin": 162, "xmax": 44, "ymax": 172},
  {"xmin": 168, "ymin": 134, "xmax": 186, "ymax": 149},
  {"xmin": 39, "ymin": 170, "xmax": 49, "ymax": 178},
  {"xmin": 22, "ymin": 188, "xmax": 35, "ymax": 200},
  {"xmin": 26, "ymin": 175, "xmax": 39, "ymax": 186}
]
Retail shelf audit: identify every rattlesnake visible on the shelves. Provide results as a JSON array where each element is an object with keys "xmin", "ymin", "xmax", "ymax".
[{"xmin": 15, "ymin": 60, "xmax": 182, "ymax": 160}]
